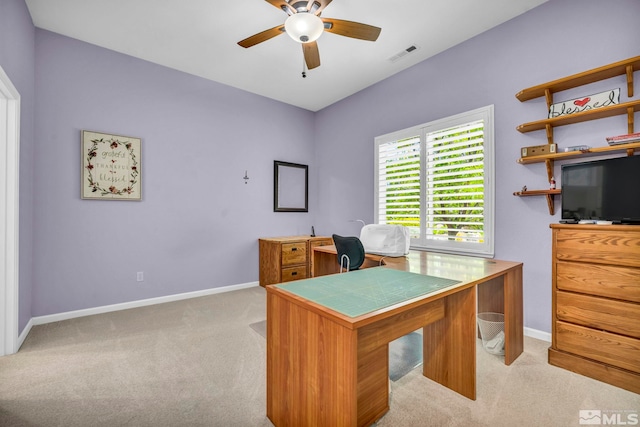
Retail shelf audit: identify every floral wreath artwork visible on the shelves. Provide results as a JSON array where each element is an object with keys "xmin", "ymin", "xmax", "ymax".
[{"xmin": 81, "ymin": 130, "xmax": 141, "ymax": 200}]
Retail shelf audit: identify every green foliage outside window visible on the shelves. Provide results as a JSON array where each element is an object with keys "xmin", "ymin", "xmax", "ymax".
[{"xmin": 383, "ymin": 122, "xmax": 485, "ymax": 243}]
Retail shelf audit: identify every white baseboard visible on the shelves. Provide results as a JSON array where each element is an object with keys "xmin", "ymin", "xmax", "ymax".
[
  {"xmin": 31, "ymin": 281, "xmax": 260, "ymax": 326},
  {"xmin": 25, "ymin": 282, "xmax": 552, "ymax": 348},
  {"xmin": 17, "ymin": 317, "xmax": 33, "ymax": 349},
  {"xmin": 524, "ymin": 327, "xmax": 551, "ymax": 342}
]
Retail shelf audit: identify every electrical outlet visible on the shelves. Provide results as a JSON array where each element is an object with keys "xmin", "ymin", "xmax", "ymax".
[{"xmin": 136, "ymin": 272, "xmax": 144, "ymax": 282}]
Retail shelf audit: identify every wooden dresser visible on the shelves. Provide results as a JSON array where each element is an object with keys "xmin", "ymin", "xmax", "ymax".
[
  {"xmin": 549, "ymin": 224, "xmax": 640, "ymax": 394},
  {"xmin": 259, "ymin": 236, "xmax": 334, "ymax": 286}
]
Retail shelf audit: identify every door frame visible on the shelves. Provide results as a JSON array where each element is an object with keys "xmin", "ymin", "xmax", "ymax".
[{"xmin": 0, "ymin": 65, "xmax": 21, "ymax": 356}]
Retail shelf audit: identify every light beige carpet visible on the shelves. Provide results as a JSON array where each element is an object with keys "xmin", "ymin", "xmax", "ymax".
[{"xmin": 0, "ymin": 286, "xmax": 638, "ymax": 426}]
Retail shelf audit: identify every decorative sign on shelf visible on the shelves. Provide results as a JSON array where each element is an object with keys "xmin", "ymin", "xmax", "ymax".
[
  {"xmin": 81, "ymin": 130, "xmax": 141, "ymax": 200},
  {"xmin": 548, "ymin": 88, "xmax": 620, "ymax": 119}
]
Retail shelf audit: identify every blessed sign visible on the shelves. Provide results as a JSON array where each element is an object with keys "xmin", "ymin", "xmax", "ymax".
[
  {"xmin": 548, "ymin": 88, "xmax": 620, "ymax": 119},
  {"xmin": 81, "ymin": 130, "xmax": 141, "ymax": 200}
]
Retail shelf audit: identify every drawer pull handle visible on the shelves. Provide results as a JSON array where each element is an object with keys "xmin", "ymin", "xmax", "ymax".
[
  {"xmin": 291, "ymin": 248, "xmax": 297, "ymax": 251},
  {"xmin": 291, "ymin": 272, "xmax": 297, "ymax": 276}
]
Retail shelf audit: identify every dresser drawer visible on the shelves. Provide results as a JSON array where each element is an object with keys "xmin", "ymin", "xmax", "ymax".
[
  {"xmin": 555, "ymin": 229, "xmax": 640, "ymax": 268},
  {"xmin": 556, "ymin": 261, "xmax": 640, "ymax": 303},
  {"xmin": 281, "ymin": 242, "xmax": 307, "ymax": 266},
  {"xmin": 556, "ymin": 291, "xmax": 640, "ymax": 338},
  {"xmin": 555, "ymin": 321, "xmax": 640, "ymax": 374},
  {"xmin": 280, "ymin": 266, "xmax": 307, "ymax": 282}
]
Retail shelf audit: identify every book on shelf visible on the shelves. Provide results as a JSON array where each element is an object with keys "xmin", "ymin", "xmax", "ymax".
[{"xmin": 606, "ymin": 132, "xmax": 640, "ymax": 145}]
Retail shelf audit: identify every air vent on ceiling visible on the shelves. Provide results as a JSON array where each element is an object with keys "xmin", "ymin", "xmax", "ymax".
[{"xmin": 388, "ymin": 45, "xmax": 419, "ymax": 63}]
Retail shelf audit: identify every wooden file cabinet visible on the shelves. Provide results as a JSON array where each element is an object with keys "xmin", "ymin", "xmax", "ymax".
[
  {"xmin": 549, "ymin": 224, "xmax": 640, "ymax": 394},
  {"xmin": 259, "ymin": 236, "xmax": 334, "ymax": 286}
]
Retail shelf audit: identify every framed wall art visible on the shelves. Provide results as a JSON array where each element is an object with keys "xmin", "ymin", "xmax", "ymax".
[
  {"xmin": 274, "ymin": 160, "xmax": 308, "ymax": 212},
  {"xmin": 81, "ymin": 130, "xmax": 141, "ymax": 200}
]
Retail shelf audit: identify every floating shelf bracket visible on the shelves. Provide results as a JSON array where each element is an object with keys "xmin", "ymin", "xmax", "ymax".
[
  {"xmin": 545, "ymin": 159, "xmax": 554, "ymax": 183},
  {"xmin": 545, "ymin": 124, "xmax": 554, "ymax": 145}
]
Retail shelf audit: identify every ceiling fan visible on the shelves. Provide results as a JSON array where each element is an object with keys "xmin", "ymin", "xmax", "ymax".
[{"xmin": 237, "ymin": 0, "xmax": 381, "ymax": 71}]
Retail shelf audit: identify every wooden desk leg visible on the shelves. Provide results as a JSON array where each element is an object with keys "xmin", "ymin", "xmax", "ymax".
[
  {"xmin": 503, "ymin": 266, "xmax": 524, "ymax": 365},
  {"xmin": 357, "ymin": 344, "xmax": 389, "ymax": 426},
  {"xmin": 422, "ymin": 286, "xmax": 476, "ymax": 400},
  {"xmin": 476, "ymin": 268, "xmax": 524, "ymax": 366},
  {"xmin": 267, "ymin": 292, "xmax": 359, "ymax": 426}
]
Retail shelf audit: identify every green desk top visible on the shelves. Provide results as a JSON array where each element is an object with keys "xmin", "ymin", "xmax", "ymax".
[{"xmin": 275, "ymin": 267, "xmax": 461, "ymax": 318}]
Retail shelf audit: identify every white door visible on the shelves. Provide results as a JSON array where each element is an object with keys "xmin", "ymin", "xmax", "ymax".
[{"xmin": 0, "ymin": 65, "xmax": 20, "ymax": 356}]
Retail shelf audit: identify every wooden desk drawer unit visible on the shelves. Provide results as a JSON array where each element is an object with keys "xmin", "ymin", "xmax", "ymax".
[
  {"xmin": 281, "ymin": 242, "xmax": 307, "ymax": 266},
  {"xmin": 549, "ymin": 224, "xmax": 640, "ymax": 394},
  {"xmin": 259, "ymin": 236, "xmax": 334, "ymax": 286}
]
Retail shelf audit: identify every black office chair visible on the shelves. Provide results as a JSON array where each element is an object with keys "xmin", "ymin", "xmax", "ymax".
[{"xmin": 332, "ymin": 234, "xmax": 365, "ymax": 273}]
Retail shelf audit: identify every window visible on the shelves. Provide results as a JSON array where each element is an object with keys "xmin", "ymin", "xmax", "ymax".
[{"xmin": 374, "ymin": 106, "xmax": 494, "ymax": 257}]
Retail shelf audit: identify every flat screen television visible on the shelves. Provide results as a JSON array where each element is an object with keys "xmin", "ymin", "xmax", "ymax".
[{"xmin": 561, "ymin": 155, "xmax": 640, "ymax": 224}]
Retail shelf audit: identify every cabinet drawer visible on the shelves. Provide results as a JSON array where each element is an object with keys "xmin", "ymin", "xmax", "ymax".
[
  {"xmin": 556, "ymin": 261, "xmax": 640, "ymax": 303},
  {"xmin": 555, "ymin": 229, "xmax": 640, "ymax": 268},
  {"xmin": 280, "ymin": 266, "xmax": 307, "ymax": 282},
  {"xmin": 556, "ymin": 291, "xmax": 640, "ymax": 338},
  {"xmin": 556, "ymin": 321, "xmax": 640, "ymax": 374},
  {"xmin": 281, "ymin": 243, "xmax": 307, "ymax": 266}
]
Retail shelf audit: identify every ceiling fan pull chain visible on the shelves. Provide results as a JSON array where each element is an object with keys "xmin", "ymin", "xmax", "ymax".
[{"xmin": 302, "ymin": 56, "xmax": 307, "ymax": 78}]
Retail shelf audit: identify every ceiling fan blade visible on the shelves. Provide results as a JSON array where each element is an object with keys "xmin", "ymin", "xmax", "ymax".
[
  {"xmin": 303, "ymin": 41, "xmax": 321, "ymax": 69},
  {"xmin": 312, "ymin": 0, "xmax": 333, "ymax": 15},
  {"xmin": 238, "ymin": 25, "xmax": 285, "ymax": 48},
  {"xmin": 322, "ymin": 18, "xmax": 381, "ymax": 41},
  {"xmin": 264, "ymin": 0, "xmax": 296, "ymax": 14},
  {"xmin": 306, "ymin": 0, "xmax": 316, "ymax": 12}
]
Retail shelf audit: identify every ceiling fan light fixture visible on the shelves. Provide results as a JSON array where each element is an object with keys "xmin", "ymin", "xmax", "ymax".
[{"xmin": 284, "ymin": 12, "xmax": 324, "ymax": 43}]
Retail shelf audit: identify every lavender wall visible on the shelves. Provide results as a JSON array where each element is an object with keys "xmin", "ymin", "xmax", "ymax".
[
  {"xmin": 314, "ymin": 0, "xmax": 640, "ymax": 333},
  {"xmin": 8, "ymin": 0, "xmax": 640, "ymax": 332},
  {"xmin": 0, "ymin": 0, "xmax": 35, "ymax": 333},
  {"xmin": 32, "ymin": 30, "xmax": 317, "ymax": 316}
]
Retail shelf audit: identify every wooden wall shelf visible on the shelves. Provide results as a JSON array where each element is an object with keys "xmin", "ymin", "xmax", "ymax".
[
  {"xmin": 516, "ymin": 99, "xmax": 640, "ymax": 134},
  {"xmin": 517, "ymin": 141, "xmax": 640, "ymax": 164},
  {"xmin": 513, "ymin": 189, "xmax": 561, "ymax": 215},
  {"xmin": 516, "ymin": 56, "xmax": 640, "ymax": 101},
  {"xmin": 514, "ymin": 56, "xmax": 639, "ymax": 215},
  {"xmin": 512, "ymin": 189, "xmax": 561, "ymax": 197}
]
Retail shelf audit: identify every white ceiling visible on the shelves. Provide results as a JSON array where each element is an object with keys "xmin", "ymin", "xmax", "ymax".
[{"xmin": 25, "ymin": 0, "xmax": 548, "ymax": 112}]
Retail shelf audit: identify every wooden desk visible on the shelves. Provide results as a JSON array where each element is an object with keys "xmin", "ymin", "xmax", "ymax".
[
  {"xmin": 313, "ymin": 246, "xmax": 524, "ymax": 365},
  {"xmin": 266, "ymin": 248, "xmax": 523, "ymax": 427}
]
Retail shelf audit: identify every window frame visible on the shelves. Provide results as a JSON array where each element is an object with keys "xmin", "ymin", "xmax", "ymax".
[{"xmin": 374, "ymin": 105, "xmax": 495, "ymax": 258}]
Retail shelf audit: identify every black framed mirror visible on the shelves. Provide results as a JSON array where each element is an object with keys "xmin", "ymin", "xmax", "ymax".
[{"xmin": 274, "ymin": 161, "xmax": 308, "ymax": 212}]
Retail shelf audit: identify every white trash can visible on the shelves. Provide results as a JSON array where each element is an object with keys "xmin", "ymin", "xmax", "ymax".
[{"xmin": 477, "ymin": 312, "xmax": 505, "ymax": 355}]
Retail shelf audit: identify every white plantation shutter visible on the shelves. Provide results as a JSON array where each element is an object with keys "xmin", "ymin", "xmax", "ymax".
[
  {"xmin": 425, "ymin": 121, "xmax": 485, "ymax": 243},
  {"xmin": 376, "ymin": 136, "xmax": 421, "ymax": 238},
  {"xmin": 375, "ymin": 106, "xmax": 494, "ymax": 257}
]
